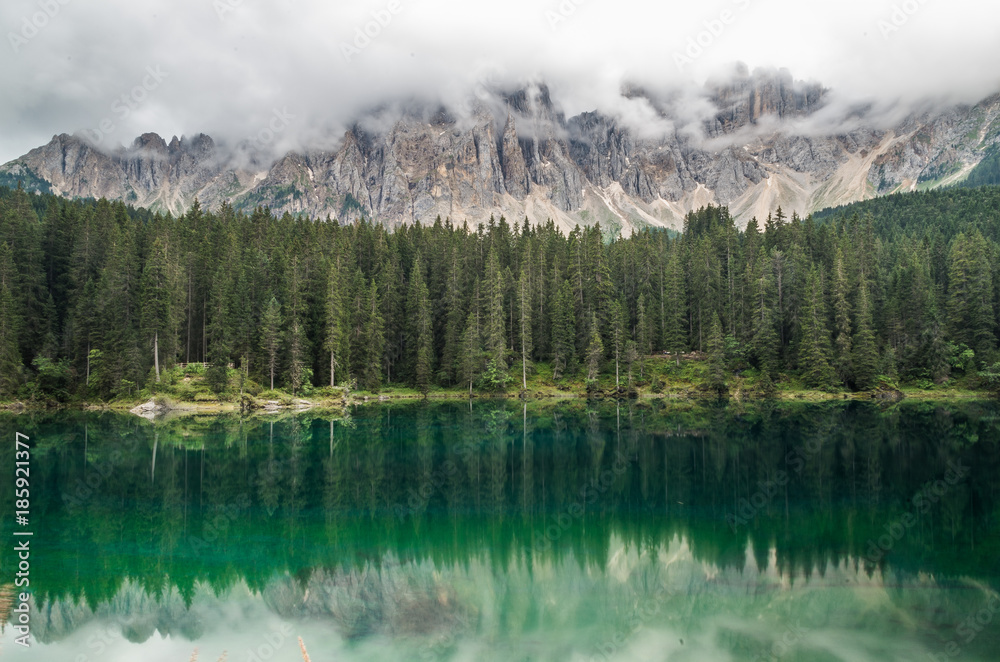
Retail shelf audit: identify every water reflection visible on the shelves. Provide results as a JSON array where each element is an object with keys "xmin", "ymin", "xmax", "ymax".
[{"xmin": 1, "ymin": 400, "xmax": 1000, "ymax": 660}]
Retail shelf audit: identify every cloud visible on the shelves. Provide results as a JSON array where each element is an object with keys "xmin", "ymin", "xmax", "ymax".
[{"xmin": 1, "ymin": 0, "xmax": 999, "ymax": 163}]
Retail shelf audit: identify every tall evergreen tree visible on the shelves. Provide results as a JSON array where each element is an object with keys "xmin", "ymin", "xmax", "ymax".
[
  {"xmin": 585, "ymin": 312, "xmax": 604, "ymax": 384},
  {"xmin": 750, "ymin": 248, "xmax": 780, "ymax": 378},
  {"xmin": 408, "ymin": 253, "xmax": 433, "ymax": 394},
  {"xmin": 361, "ymin": 279, "xmax": 386, "ymax": 391},
  {"xmin": 0, "ymin": 242, "xmax": 23, "ymax": 395},
  {"xmin": 286, "ymin": 257, "xmax": 309, "ymax": 395},
  {"xmin": 635, "ymin": 292, "xmax": 652, "ymax": 379},
  {"xmin": 831, "ymin": 249, "xmax": 853, "ymax": 386},
  {"xmin": 323, "ymin": 256, "xmax": 348, "ymax": 387},
  {"xmin": 482, "ymin": 246, "xmax": 509, "ymax": 390},
  {"xmin": 139, "ymin": 236, "xmax": 181, "ymax": 383},
  {"xmin": 798, "ymin": 269, "xmax": 835, "ymax": 389},
  {"xmin": 260, "ymin": 296, "xmax": 282, "ymax": 390},
  {"xmin": 550, "ymin": 280, "xmax": 576, "ymax": 380},
  {"xmin": 852, "ymin": 282, "xmax": 880, "ymax": 390},
  {"xmin": 517, "ymin": 267, "xmax": 533, "ymax": 390},
  {"xmin": 663, "ymin": 241, "xmax": 687, "ymax": 364},
  {"xmin": 946, "ymin": 231, "xmax": 995, "ymax": 357},
  {"xmin": 705, "ymin": 312, "xmax": 728, "ymax": 395},
  {"xmin": 610, "ymin": 299, "xmax": 626, "ymax": 388},
  {"xmin": 459, "ymin": 307, "xmax": 484, "ymax": 395}
]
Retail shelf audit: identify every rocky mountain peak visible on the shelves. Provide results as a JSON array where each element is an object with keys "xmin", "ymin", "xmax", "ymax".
[{"xmin": 3, "ymin": 77, "xmax": 1000, "ymax": 233}]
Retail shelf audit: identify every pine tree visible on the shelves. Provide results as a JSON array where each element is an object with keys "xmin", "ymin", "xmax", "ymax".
[
  {"xmin": 362, "ymin": 279, "xmax": 386, "ymax": 391},
  {"xmin": 852, "ymin": 282, "xmax": 879, "ymax": 390},
  {"xmin": 408, "ymin": 253, "xmax": 433, "ymax": 394},
  {"xmin": 459, "ymin": 307, "xmax": 483, "ymax": 395},
  {"xmin": 324, "ymin": 256, "xmax": 348, "ymax": 387},
  {"xmin": 438, "ymin": 248, "xmax": 465, "ymax": 385},
  {"xmin": 624, "ymin": 340, "xmax": 638, "ymax": 389},
  {"xmin": 482, "ymin": 246, "xmax": 509, "ymax": 390},
  {"xmin": 750, "ymin": 248, "xmax": 780, "ymax": 378},
  {"xmin": 550, "ymin": 280, "xmax": 576, "ymax": 380},
  {"xmin": 286, "ymin": 256, "xmax": 309, "ymax": 395},
  {"xmin": 0, "ymin": 242, "xmax": 23, "ymax": 395},
  {"xmin": 798, "ymin": 269, "xmax": 835, "ymax": 389},
  {"xmin": 663, "ymin": 241, "xmax": 687, "ymax": 364},
  {"xmin": 610, "ymin": 299, "xmax": 626, "ymax": 389},
  {"xmin": 947, "ymin": 231, "xmax": 995, "ymax": 357},
  {"xmin": 140, "ymin": 236, "xmax": 181, "ymax": 383},
  {"xmin": 635, "ymin": 292, "xmax": 652, "ymax": 379},
  {"xmin": 831, "ymin": 249, "xmax": 853, "ymax": 386},
  {"xmin": 517, "ymin": 267, "xmax": 532, "ymax": 390},
  {"xmin": 705, "ymin": 312, "xmax": 728, "ymax": 395},
  {"xmin": 260, "ymin": 296, "xmax": 282, "ymax": 390},
  {"xmin": 585, "ymin": 312, "xmax": 604, "ymax": 384}
]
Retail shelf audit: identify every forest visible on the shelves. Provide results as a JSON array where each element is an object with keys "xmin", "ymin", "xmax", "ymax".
[{"xmin": 1, "ymin": 183, "xmax": 1000, "ymax": 401}]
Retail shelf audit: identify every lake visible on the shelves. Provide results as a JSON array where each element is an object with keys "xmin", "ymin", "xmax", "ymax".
[{"xmin": 2, "ymin": 400, "xmax": 999, "ymax": 661}]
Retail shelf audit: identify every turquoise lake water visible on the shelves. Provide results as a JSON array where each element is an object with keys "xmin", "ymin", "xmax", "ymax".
[{"xmin": 2, "ymin": 399, "xmax": 999, "ymax": 661}]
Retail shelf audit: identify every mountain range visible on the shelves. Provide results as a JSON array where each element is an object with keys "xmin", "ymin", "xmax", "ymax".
[{"xmin": 3, "ymin": 67, "xmax": 999, "ymax": 232}]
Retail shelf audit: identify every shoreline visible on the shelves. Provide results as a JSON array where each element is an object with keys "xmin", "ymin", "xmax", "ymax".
[{"xmin": 0, "ymin": 384, "xmax": 992, "ymax": 416}]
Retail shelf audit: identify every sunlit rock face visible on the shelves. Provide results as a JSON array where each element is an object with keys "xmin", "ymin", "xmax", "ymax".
[{"xmin": 4, "ymin": 72, "xmax": 999, "ymax": 233}]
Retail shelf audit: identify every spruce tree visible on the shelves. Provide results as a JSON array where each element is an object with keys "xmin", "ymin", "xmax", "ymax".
[
  {"xmin": 324, "ymin": 256, "xmax": 348, "ymax": 387},
  {"xmin": 0, "ymin": 242, "xmax": 23, "ymax": 395},
  {"xmin": 852, "ymin": 282, "xmax": 879, "ymax": 390},
  {"xmin": 750, "ymin": 248, "xmax": 779, "ymax": 378},
  {"xmin": 706, "ymin": 312, "xmax": 728, "ymax": 395},
  {"xmin": 140, "ymin": 236, "xmax": 181, "ymax": 383},
  {"xmin": 408, "ymin": 253, "xmax": 433, "ymax": 394},
  {"xmin": 663, "ymin": 242, "xmax": 687, "ymax": 364},
  {"xmin": 459, "ymin": 308, "xmax": 483, "ymax": 395},
  {"xmin": 286, "ymin": 257, "xmax": 309, "ymax": 395},
  {"xmin": 551, "ymin": 280, "xmax": 576, "ymax": 380},
  {"xmin": 610, "ymin": 299, "xmax": 626, "ymax": 388},
  {"xmin": 517, "ymin": 267, "xmax": 533, "ymax": 390},
  {"xmin": 585, "ymin": 312, "xmax": 604, "ymax": 384},
  {"xmin": 260, "ymin": 296, "xmax": 282, "ymax": 390},
  {"xmin": 636, "ymin": 292, "xmax": 652, "ymax": 379},
  {"xmin": 831, "ymin": 249, "xmax": 853, "ymax": 386},
  {"xmin": 362, "ymin": 279, "xmax": 386, "ymax": 391},
  {"xmin": 797, "ymin": 269, "xmax": 835, "ymax": 389},
  {"xmin": 482, "ymin": 246, "xmax": 509, "ymax": 390}
]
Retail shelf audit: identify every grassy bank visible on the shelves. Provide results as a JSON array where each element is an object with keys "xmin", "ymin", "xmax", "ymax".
[{"xmin": 3, "ymin": 355, "xmax": 993, "ymax": 413}]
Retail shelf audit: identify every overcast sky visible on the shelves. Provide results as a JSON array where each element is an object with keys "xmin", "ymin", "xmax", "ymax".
[{"xmin": 2, "ymin": 0, "xmax": 999, "ymax": 163}]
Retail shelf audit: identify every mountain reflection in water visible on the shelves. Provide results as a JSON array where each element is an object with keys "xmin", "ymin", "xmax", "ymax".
[{"xmin": 2, "ymin": 399, "xmax": 999, "ymax": 661}]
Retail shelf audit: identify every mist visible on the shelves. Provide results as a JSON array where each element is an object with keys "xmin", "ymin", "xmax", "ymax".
[{"xmin": 2, "ymin": 0, "xmax": 999, "ymax": 163}]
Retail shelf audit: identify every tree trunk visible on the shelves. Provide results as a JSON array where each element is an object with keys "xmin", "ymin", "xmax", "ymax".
[
  {"xmin": 154, "ymin": 331, "xmax": 160, "ymax": 382},
  {"xmin": 186, "ymin": 273, "xmax": 192, "ymax": 363},
  {"xmin": 330, "ymin": 351, "xmax": 335, "ymax": 387}
]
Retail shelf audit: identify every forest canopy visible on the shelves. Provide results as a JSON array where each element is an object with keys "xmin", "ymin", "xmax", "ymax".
[{"xmin": 1, "ymin": 184, "xmax": 1000, "ymax": 401}]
